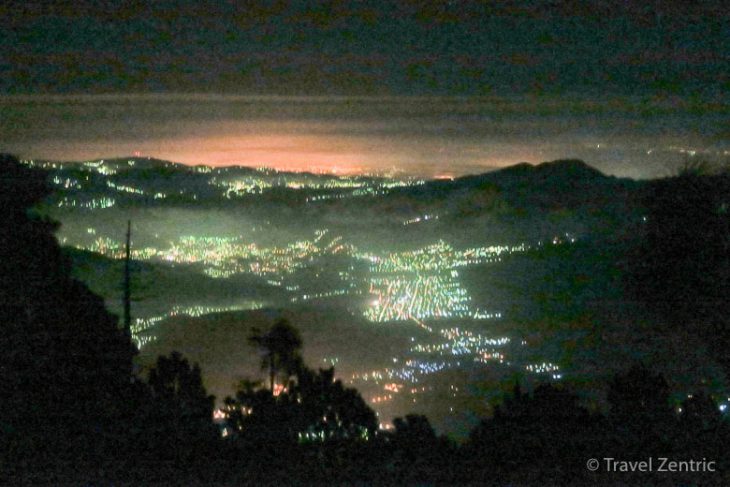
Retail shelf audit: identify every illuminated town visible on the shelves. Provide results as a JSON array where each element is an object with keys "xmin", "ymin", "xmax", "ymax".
[
  {"xmin": 20, "ymin": 155, "xmax": 729, "ymax": 433},
  {"xmin": 21, "ymin": 156, "xmax": 596, "ymax": 428}
]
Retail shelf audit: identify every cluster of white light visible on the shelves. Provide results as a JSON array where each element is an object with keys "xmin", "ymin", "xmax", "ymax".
[
  {"xmin": 21, "ymin": 159, "xmax": 60, "ymax": 169},
  {"xmin": 106, "ymin": 180, "xmax": 145, "ymax": 195},
  {"xmin": 304, "ymin": 179, "xmax": 424, "ymax": 203},
  {"xmin": 364, "ymin": 240, "xmax": 528, "ymax": 274},
  {"xmin": 82, "ymin": 160, "xmax": 117, "ymax": 175},
  {"xmin": 403, "ymin": 214, "xmax": 439, "ymax": 226},
  {"xmin": 51, "ymin": 175, "xmax": 82, "ymax": 189},
  {"xmin": 291, "ymin": 289, "xmax": 348, "ymax": 302},
  {"xmin": 142, "ymin": 234, "xmax": 337, "ymax": 279},
  {"xmin": 410, "ymin": 329, "xmax": 510, "ymax": 358},
  {"xmin": 210, "ymin": 176, "xmax": 273, "ymax": 197},
  {"xmin": 364, "ymin": 274, "xmax": 478, "ymax": 322},
  {"xmin": 57, "ymin": 196, "xmax": 116, "ymax": 209},
  {"xmin": 525, "ymin": 362, "xmax": 560, "ymax": 374}
]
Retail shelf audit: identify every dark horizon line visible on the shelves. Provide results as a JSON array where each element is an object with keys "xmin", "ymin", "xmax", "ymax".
[{"xmin": 21, "ymin": 154, "xmax": 618, "ymax": 182}]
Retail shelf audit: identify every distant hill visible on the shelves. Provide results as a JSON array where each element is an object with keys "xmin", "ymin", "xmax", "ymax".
[
  {"xmin": 385, "ymin": 159, "xmax": 636, "ymax": 208},
  {"xmin": 24, "ymin": 157, "xmax": 630, "ymax": 230},
  {"xmin": 316, "ymin": 159, "xmax": 644, "ymax": 247},
  {"xmin": 64, "ymin": 247, "xmax": 286, "ymax": 317},
  {"xmin": 30, "ymin": 156, "xmax": 647, "ymax": 252}
]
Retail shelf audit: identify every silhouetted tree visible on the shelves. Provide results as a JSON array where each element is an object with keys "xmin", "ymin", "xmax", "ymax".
[
  {"xmin": 384, "ymin": 414, "xmax": 456, "ymax": 483},
  {"xmin": 148, "ymin": 351, "xmax": 216, "ymax": 437},
  {"xmin": 225, "ymin": 325, "xmax": 379, "ymax": 483},
  {"xmin": 295, "ymin": 366, "xmax": 378, "ymax": 441},
  {"xmin": 606, "ymin": 364, "xmax": 674, "ymax": 460},
  {"xmin": 465, "ymin": 383, "xmax": 603, "ymax": 484},
  {"xmin": 225, "ymin": 367, "xmax": 377, "ymax": 445},
  {"xmin": 248, "ymin": 318, "xmax": 303, "ymax": 391},
  {"xmin": 224, "ymin": 378, "xmax": 291, "ymax": 443}
]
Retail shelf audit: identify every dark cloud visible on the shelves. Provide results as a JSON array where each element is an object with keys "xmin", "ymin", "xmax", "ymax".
[{"xmin": 2, "ymin": 0, "xmax": 727, "ymax": 97}]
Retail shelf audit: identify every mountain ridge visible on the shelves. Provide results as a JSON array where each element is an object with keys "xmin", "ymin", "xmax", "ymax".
[{"xmin": 30, "ymin": 156, "xmax": 612, "ymax": 183}]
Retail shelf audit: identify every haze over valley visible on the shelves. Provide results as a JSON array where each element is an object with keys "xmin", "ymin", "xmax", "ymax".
[{"xmin": 24, "ymin": 154, "xmax": 724, "ymax": 435}]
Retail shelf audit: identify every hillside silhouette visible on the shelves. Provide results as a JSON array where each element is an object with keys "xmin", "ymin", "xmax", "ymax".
[{"xmin": 0, "ymin": 154, "xmax": 137, "ymax": 481}]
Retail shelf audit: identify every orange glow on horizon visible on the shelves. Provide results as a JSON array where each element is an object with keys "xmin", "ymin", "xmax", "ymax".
[
  {"xmin": 7, "ymin": 117, "xmax": 550, "ymax": 177},
  {"xmin": 158, "ymin": 133, "xmax": 375, "ymax": 173}
]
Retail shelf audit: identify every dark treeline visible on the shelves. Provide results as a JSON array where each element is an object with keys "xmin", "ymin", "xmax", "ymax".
[{"xmin": 1, "ymin": 154, "xmax": 728, "ymax": 485}]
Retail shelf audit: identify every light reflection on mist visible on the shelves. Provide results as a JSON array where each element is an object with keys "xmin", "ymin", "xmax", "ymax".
[{"xmin": 1, "ymin": 94, "xmax": 725, "ymax": 179}]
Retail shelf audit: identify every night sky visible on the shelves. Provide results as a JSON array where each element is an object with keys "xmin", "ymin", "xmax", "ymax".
[
  {"xmin": 1, "ymin": 1, "xmax": 727, "ymax": 176},
  {"xmin": 3, "ymin": 0, "xmax": 727, "ymax": 97}
]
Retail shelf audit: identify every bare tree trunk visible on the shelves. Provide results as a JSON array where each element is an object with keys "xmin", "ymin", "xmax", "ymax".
[
  {"xmin": 269, "ymin": 352, "xmax": 276, "ymax": 392},
  {"xmin": 123, "ymin": 220, "xmax": 132, "ymax": 337}
]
